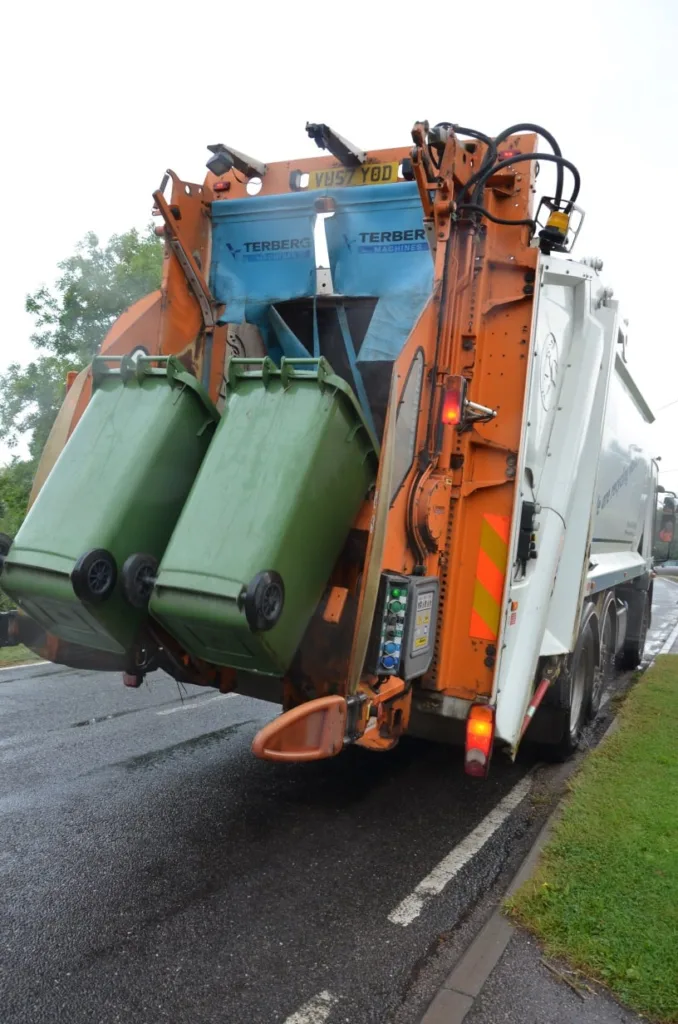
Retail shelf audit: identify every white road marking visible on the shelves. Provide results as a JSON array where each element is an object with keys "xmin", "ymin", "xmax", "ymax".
[
  {"xmin": 283, "ymin": 990, "xmax": 339, "ymax": 1024},
  {"xmin": 388, "ymin": 775, "xmax": 532, "ymax": 927},
  {"xmin": 156, "ymin": 693, "xmax": 234, "ymax": 715},
  {"xmin": 0, "ymin": 660, "xmax": 48, "ymax": 673}
]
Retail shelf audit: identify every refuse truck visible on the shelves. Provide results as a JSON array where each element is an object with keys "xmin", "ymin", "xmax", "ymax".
[{"xmin": 0, "ymin": 119, "xmax": 666, "ymax": 776}]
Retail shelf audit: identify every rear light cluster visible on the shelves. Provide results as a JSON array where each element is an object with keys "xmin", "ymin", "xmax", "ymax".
[
  {"xmin": 465, "ymin": 704, "xmax": 495, "ymax": 777},
  {"xmin": 441, "ymin": 375, "xmax": 467, "ymax": 426}
]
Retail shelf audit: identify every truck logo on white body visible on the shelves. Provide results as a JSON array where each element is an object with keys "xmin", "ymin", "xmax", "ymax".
[{"xmin": 540, "ymin": 333, "xmax": 559, "ymax": 411}]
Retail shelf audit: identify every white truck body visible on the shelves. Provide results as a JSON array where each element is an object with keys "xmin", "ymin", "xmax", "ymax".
[{"xmin": 494, "ymin": 255, "xmax": 655, "ymax": 750}]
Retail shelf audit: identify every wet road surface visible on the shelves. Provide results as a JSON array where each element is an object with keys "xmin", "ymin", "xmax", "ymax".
[{"xmin": 1, "ymin": 579, "xmax": 675, "ymax": 1024}]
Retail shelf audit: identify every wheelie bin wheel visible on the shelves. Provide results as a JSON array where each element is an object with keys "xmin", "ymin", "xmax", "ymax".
[
  {"xmin": 244, "ymin": 571, "xmax": 285, "ymax": 632},
  {"xmin": 0, "ymin": 532, "xmax": 13, "ymax": 573},
  {"xmin": 121, "ymin": 553, "xmax": 158, "ymax": 609},
  {"xmin": 71, "ymin": 549, "xmax": 117, "ymax": 604}
]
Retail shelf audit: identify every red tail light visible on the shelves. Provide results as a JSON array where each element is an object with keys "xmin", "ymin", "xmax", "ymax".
[
  {"xmin": 465, "ymin": 704, "xmax": 495, "ymax": 778},
  {"xmin": 442, "ymin": 375, "xmax": 467, "ymax": 426}
]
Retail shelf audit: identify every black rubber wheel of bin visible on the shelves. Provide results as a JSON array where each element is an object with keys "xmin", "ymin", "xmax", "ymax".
[
  {"xmin": 244, "ymin": 570, "xmax": 285, "ymax": 632},
  {"xmin": 121, "ymin": 553, "xmax": 158, "ymax": 609},
  {"xmin": 71, "ymin": 548, "xmax": 117, "ymax": 604},
  {"xmin": 0, "ymin": 532, "xmax": 13, "ymax": 573}
]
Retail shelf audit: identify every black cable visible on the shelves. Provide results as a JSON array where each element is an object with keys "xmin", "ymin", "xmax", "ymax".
[
  {"xmin": 458, "ymin": 122, "xmax": 566, "ymax": 210},
  {"xmin": 428, "ymin": 123, "xmax": 495, "ymax": 174},
  {"xmin": 463, "ymin": 152, "xmax": 580, "ymax": 211},
  {"xmin": 451, "ymin": 124, "xmax": 495, "ymax": 149},
  {"xmin": 452, "ymin": 125, "xmax": 497, "ymax": 210},
  {"xmin": 491, "ymin": 123, "xmax": 564, "ymax": 208},
  {"xmin": 455, "ymin": 204, "xmax": 535, "ymax": 228}
]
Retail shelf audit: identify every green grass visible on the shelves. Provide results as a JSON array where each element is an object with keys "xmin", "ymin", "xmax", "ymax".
[
  {"xmin": 508, "ymin": 656, "xmax": 678, "ymax": 1022},
  {"xmin": 0, "ymin": 644, "xmax": 41, "ymax": 667}
]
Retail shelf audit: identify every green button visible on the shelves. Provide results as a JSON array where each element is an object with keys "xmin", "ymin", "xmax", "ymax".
[{"xmin": 389, "ymin": 600, "xmax": 404, "ymax": 613}]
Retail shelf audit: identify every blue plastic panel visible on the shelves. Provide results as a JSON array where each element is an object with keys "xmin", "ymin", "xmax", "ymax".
[
  {"xmin": 325, "ymin": 183, "xmax": 432, "ymax": 297},
  {"xmin": 211, "ymin": 193, "xmax": 318, "ymax": 323},
  {"xmin": 326, "ymin": 183, "xmax": 433, "ymax": 362},
  {"xmin": 209, "ymin": 182, "xmax": 433, "ymax": 364}
]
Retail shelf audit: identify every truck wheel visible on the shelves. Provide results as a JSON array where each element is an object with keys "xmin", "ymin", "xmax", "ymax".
[
  {"xmin": 589, "ymin": 601, "xmax": 615, "ymax": 719},
  {"xmin": 71, "ymin": 548, "xmax": 117, "ymax": 604},
  {"xmin": 536, "ymin": 619, "xmax": 596, "ymax": 761},
  {"xmin": 121, "ymin": 554, "xmax": 158, "ymax": 609},
  {"xmin": 616, "ymin": 594, "xmax": 649, "ymax": 671}
]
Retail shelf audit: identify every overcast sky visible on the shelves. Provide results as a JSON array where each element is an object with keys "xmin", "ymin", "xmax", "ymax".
[{"xmin": 2, "ymin": 0, "xmax": 677, "ymax": 480}]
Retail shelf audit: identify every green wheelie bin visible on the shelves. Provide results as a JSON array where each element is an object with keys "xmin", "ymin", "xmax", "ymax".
[
  {"xmin": 1, "ymin": 355, "xmax": 219, "ymax": 655},
  {"xmin": 150, "ymin": 357, "xmax": 378, "ymax": 676}
]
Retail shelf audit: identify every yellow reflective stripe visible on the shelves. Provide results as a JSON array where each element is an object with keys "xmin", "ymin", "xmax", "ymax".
[{"xmin": 470, "ymin": 515, "xmax": 510, "ymax": 641}]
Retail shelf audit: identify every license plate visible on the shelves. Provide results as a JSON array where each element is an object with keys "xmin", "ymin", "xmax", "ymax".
[{"xmin": 308, "ymin": 162, "xmax": 400, "ymax": 189}]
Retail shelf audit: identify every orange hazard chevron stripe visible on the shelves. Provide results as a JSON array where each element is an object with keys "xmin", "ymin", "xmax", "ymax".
[{"xmin": 469, "ymin": 514, "xmax": 510, "ymax": 641}]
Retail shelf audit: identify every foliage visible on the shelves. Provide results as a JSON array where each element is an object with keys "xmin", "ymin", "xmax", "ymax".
[{"xmin": 0, "ymin": 226, "xmax": 163, "ymax": 461}]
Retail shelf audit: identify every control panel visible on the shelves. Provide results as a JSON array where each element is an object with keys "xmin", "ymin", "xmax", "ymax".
[{"xmin": 367, "ymin": 573, "xmax": 440, "ymax": 680}]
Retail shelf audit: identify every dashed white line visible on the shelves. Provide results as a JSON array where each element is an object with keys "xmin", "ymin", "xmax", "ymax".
[
  {"xmin": 283, "ymin": 990, "xmax": 339, "ymax": 1024},
  {"xmin": 388, "ymin": 775, "xmax": 532, "ymax": 927},
  {"xmin": 156, "ymin": 693, "xmax": 234, "ymax": 715}
]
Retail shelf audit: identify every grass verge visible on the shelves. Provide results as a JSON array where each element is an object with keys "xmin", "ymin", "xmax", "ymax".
[
  {"xmin": 0, "ymin": 644, "xmax": 41, "ymax": 667},
  {"xmin": 507, "ymin": 656, "xmax": 678, "ymax": 1022}
]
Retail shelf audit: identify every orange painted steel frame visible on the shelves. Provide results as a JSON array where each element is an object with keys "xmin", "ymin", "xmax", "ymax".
[
  {"xmin": 32, "ymin": 126, "xmax": 538, "ymax": 724},
  {"xmin": 385, "ymin": 125, "xmax": 538, "ymax": 706}
]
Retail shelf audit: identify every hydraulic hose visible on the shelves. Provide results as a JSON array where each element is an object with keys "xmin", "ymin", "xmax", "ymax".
[
  {"xmin": 460, "ymin": 152, "xmax": 581, "ymax": 221},
  {"xmin": 458, "ymin": 122, "xmax": 567, "ymax": 210}
]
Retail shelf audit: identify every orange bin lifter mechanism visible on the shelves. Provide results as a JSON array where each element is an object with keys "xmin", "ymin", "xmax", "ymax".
[{"xmin": 22, "ymin": 121, "xmax": 576, "ymax": 762}]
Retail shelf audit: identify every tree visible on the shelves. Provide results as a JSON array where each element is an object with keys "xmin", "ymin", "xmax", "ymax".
[
  {"xmin": 0, "ymin": 458, "xmax": 33, "ymax": 537},
  {"xmin": 0, "ymin": 458, "xmax": 34, "ymax": 610},
  {"xmin": 0, "ymin": 226, "xmax": 163, "ymax": 461}
]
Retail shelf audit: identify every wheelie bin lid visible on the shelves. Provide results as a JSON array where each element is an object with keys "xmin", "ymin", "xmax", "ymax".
[
  {"xmin": 225, "ymin": 356, "xmax": 380, "ymax": 455},
  {"xmin": 91, "ymin": 354, "xmax": 220, "ymax": 421}
]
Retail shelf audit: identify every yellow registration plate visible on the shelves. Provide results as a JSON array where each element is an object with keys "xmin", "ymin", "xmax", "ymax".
[{"xmin": 308, "ymin": 162, "xmax": 400, "ymax": 189}]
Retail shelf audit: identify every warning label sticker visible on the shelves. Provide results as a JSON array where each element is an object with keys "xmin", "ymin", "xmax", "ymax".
[{"xmin": 412, "ymin": 591, "xmax": 433, "ymax": 652}]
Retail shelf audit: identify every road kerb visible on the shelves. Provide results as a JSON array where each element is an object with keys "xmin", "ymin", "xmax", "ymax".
[
  {"xmin": 420, "ymin": 807, "xmax": 560, "ymax": 1023},
  {"xmin": 418, "ymin": 662, "xmax": 665, "ymax": 1024}
]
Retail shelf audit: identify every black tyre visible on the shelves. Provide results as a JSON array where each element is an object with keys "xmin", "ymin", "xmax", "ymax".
[
  {"xmin": 121, "ymin": 553, "xmax": 158, "ymax": 609},
  {"xmin": 535, "ymin": 619, "xmax": 596, "ymax": 761},
  {"xmin": 244, "ymin": 570, "xmax": 285, "ymax": 632},
  {"xmin": 616, "ymin": 593, "xmax": 649, "ymax": 671},
  {"xmin": 71, "ymin": 548, "xmax": 117, "ymax": 604},
  {"xmin": 589, "ymin": 601, "xmax": 615, "ymax": 720}
]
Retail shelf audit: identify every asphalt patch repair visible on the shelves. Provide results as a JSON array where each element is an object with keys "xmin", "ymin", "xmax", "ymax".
[{"xmin": 507, "ymin": 656, "xmax": 678, "ymax": 1023}]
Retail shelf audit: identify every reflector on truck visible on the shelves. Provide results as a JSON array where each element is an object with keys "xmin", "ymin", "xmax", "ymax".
[{"xmin": 470, "ymin": 515, "xmax": 510, "ymax": 642}]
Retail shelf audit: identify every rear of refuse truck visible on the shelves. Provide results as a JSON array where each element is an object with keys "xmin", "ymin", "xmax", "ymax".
[{"xmin": 0, "ymin": 119, "xmax": 657, "ymax": 775}]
